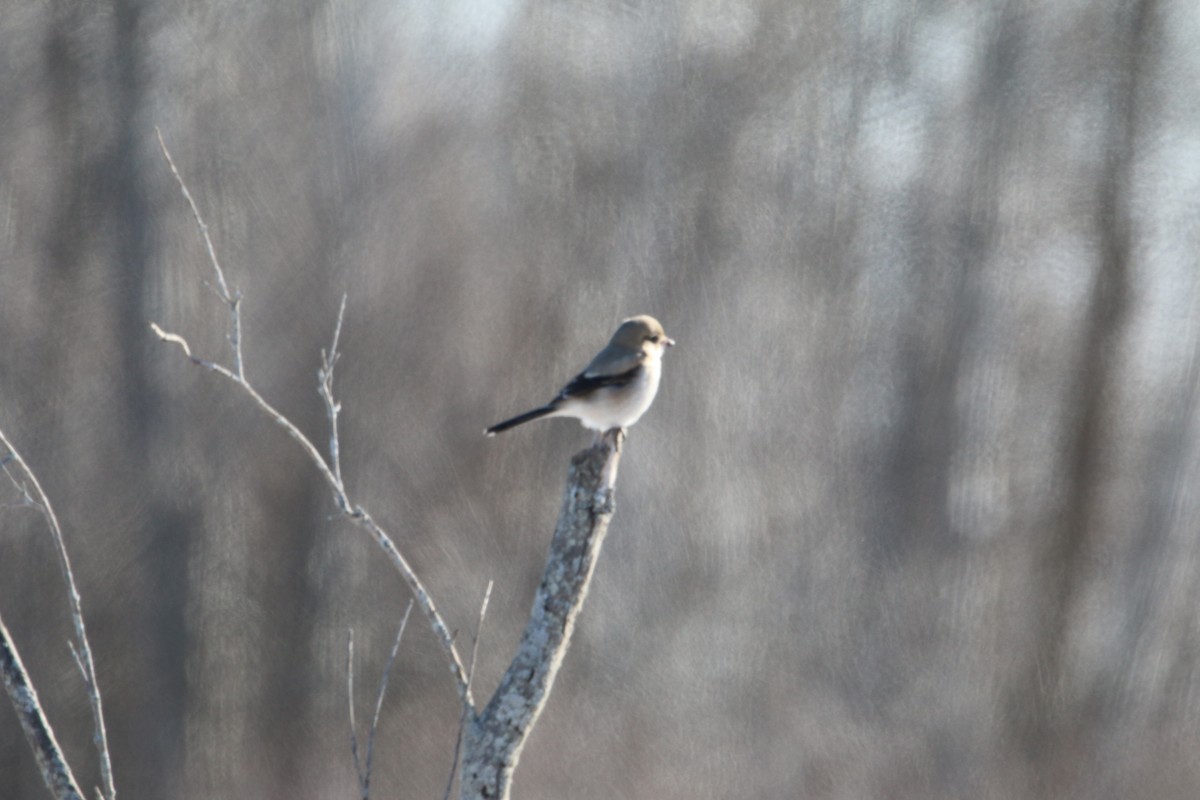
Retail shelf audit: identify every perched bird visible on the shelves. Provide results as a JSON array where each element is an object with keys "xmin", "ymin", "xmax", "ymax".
[{"xmin": 485, "ymin": 315, "xmax": 674, "ymax": 437}]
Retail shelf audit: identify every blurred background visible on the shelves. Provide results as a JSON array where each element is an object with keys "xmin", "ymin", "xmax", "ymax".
[{"xmin": 3, "ymin": 0, "xmax": 1200, "ymax": 797}]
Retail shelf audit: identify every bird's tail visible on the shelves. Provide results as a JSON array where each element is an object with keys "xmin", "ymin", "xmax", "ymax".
[{"xmin": 484, "ymin": 405, "xmax": 558, "ymax": 436}]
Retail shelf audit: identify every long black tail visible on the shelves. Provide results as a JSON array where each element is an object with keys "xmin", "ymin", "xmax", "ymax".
[{"xmin": 485, "ymin": 405, "xmax": 557, "ymax": 436}]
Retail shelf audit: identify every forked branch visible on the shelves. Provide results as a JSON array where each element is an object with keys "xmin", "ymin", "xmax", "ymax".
[
  {"xmin": 153, "ymin": 130, "xmax": 630, "ymax": 800},
  {"xmin": 457, "ymin": 432, "xmax": 622, "ymax": 800},
  {"xmin": 151, "ymin": 130, "xmax": 473, "ymax": 709},
  {"xmin": 0, "ymin": 427, "xmax": 116, "ymax": 800},
  {"xmin": 348, "ymin": 600, "xmax": 414, "ymax": 799}
]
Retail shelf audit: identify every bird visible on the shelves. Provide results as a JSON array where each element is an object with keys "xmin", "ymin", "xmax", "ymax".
[{"xmin": 485, "ymin": 315, "xmax": 674, "ymax": 437}]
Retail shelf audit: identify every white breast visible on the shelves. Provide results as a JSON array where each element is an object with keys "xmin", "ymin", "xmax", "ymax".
[{"xmin": 564, "ymin": 359, "xmax": 662, "ymax": 432}]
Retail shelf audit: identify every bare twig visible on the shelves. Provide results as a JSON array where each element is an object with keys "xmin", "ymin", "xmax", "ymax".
[
  {"xmin": 347, "ymin": 631, "xmax": 361, "ymax": 793},
  {"xmin": 347, "ymin": 600, "xmax": 415, "ymax": 800},
  {"xmin": 152, "ymin": 132, "xmax": 473, "ymax": 708},
  {"xmin": 155, "ymin": 126, "xmax": 244, "ymax": 380},
  {"xmin": 468, "ymin": 583, "xmax": 492, "ymax": 695},
  {"xmin": 365, "ymin": 601, "xmax": 413, "ymax": 795},
  {"xmin": 146, "ymin": 323, "xmax": 192, "ymax": 358},
  {"xmin": 0, "ymin": 427, "xmax": 116, "ymax": 800},
  {"xmin": 444, "ymin": 580, "xmax": 493, "ymax": 800},
  {"xmin": 0, "ymin": 612, "xmax": 85, "ymax": 800},
  {"xmin": 320, "ymin": 294, "xmax": 349, "ymax": 491}
]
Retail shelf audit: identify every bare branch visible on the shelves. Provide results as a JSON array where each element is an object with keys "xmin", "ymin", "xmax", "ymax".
[
  {"xmin": 444, "ymin": 580, "xmax": 493, "ymax": 800},
  {"xmin": 155, "ymin": 126, "xmax": 245, "ymax": 380},
  {"xmin": 68, "ymin": 642, "xmax": 87, "ymax": 685},
  {"xmin": 347, "ymin": 631, "xmax": 364, "ymax": 797},
  {"xmin": 146, "ymin": 322, "xmax": 192, "ymax": 358},
  {"xmin": 154, "ymin": 313, "xmax": 474, "ymax": 705},
  {"xmin": 155, "ymin": 130, "xmax": 634, "ymax": 800},
  {"xmin": 468, "ymin": 582, "xmax": 493, "ymax": 693},
  {"xmin": 152, "ymin": 318, "xmax": 344, "ymax": 496},
  {"xmin": 347, "ymin": 600, "xmax": 416, "ymax": 800},
  {"xmin": 0, "ymin": 427, "xmax": 116, "ymax": 800},
  {"xmin": 365, "ymin": 600, "xmax": 414, "ymax": 796},
  {"xmin": 319, "ymin": 293, "xmax": 348, "ymax": 492},
  {"xmin": 155, "ymin": 314, "xmax": 471, "ymax": 698},
  {"xmin": 348, "ymin": 509, "xmax": 472, "ymax": 704},
  {"xmin": 460, "ymin": 432, "xmax": 623, "ymax": 800},
  {"xmin": 0, "ymin": 613, "xmax": 85, "ymax": 800},
  {"xmin": 152, "ymin": 132, "xmax": 473, "ymax": 707}
]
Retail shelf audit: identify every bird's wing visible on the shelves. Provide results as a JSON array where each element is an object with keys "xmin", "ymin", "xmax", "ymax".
[
  {"xmin": 558, "ymin": 359, "xmax": 644, "ymax": 400},
  {"xmin": 582, "ymin": 343, "xmax": 645, "ymax": 378}
]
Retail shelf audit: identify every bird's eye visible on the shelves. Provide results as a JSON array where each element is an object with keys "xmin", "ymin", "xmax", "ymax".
[{"xmin": 648, "ymin": 335, "xmax": 660, "ymax": 343}]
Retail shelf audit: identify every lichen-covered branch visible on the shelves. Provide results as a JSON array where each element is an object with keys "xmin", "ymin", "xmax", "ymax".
[
  {"xmin": 0, "ymin": 613, "xmax": 85, "ymax": 800},
  {"xmin": 459, "ymin": 431, "xmax": 623, "ymax": 800}
]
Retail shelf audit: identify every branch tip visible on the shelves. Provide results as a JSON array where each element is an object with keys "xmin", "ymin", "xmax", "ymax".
[{"xmin": 149, "ymin": 322, "xmax": 192, "ymax": 357}]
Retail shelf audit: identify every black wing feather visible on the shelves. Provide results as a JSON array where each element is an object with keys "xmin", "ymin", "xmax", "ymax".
[{"xmin": 557, "ymin": 364, "xmax": 644, "ymax": 400}]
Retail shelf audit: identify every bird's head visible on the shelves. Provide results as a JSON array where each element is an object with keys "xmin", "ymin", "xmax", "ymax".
[{"xmin": 613, "ymin": 315, "xmax": 675, "ymax": 355}]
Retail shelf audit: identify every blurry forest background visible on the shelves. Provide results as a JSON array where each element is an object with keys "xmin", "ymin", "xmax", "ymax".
[{"xmin": 3, "ymin": 1, "xmax": 1200, "ymax": 798}]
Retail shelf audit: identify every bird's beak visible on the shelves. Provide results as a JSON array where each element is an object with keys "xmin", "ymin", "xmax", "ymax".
[{"xmin": 665, "ymin": 337, "xmax": 675, "ymax": 347}]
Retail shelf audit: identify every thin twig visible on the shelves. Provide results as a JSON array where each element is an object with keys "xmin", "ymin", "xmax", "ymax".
[
  {"xmin": 347, "ymin": 600, "xmax": 415, "ymax": 800},
  {"xmin": 347, "ymin": 630, "xmax": 364, "ymax": 797},
  {"xmin": 319, "ymin": 293, "xmax": 348, "ymax": 491},
  {"xmin": 0, "ymin": 427, "xmax": 116, "ymax": 800},
  {"xmin": 152, "ymin": 131, "xmax": 473, "ymax": 708},
  {"xmin": 1, "ymin": 455, "xmax": 31, "ymax": 506},
  {"xmin": 151, "ymin": 324, "xmax": 342, "ymax": 495},
  {"xmin": 155, "ymin": 126, "xmax": 245, "ymax": 380},
  {"xmin": 467, "ymin": 582, "xmax": 491, "ymax": 701},
  {"xmin": 146, "ymin": 323, "xmax": 191, "ymax": 358},
  {"xmin": 364, "ymin": 600, "xmax": 414, "ymax": 796},
  {"xmin": 444, "ymin": 580, "xmax": 493, "ymax": 800}
]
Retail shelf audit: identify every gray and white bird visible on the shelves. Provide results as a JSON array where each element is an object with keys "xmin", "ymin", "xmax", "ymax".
[{"xmin": 485, "ymin": 315, "xmax": 674, "ymax": 436}]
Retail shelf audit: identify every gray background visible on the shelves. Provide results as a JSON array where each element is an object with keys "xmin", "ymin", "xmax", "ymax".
[{"xmin": 4, "ymin": 1, "xmax": 1200, "ymax": 798}]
